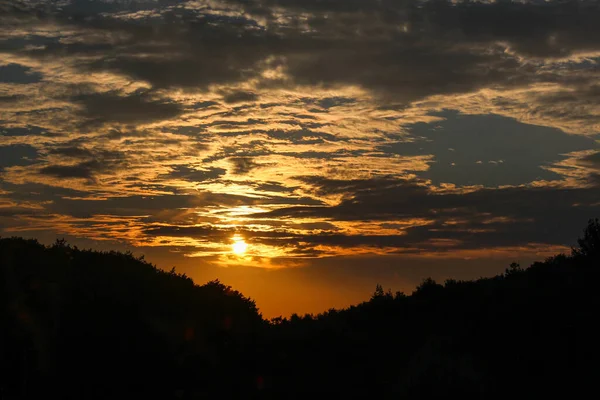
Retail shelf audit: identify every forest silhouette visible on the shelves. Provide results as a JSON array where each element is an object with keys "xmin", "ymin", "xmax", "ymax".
[{"xmin": 2, "ymin": 219, "xmax": 600, "ymax": 399}]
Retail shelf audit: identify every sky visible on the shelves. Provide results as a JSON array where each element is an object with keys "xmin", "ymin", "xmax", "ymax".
[{"xmin": 1, "ymin": 0, "xmax": 600, "ymax": 317}]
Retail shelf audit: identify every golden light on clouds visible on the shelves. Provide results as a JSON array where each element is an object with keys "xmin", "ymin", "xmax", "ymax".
[{"xmin": 1, "ymin": 0, "xmax": 600, "ymax": 278}]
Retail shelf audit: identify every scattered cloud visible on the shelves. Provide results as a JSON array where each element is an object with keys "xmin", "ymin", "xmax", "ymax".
[{"xmin": 1, "ymin": 0, "xmax": 599, "ymax": 276}]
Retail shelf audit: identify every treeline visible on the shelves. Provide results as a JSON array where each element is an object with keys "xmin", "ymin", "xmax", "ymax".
[
  {"xmin": 1, "ymin": 219, "xmax": 600, "ymax": 399},
  {"xmin": 0, "ymin": 239, "xmax": 264, "ymax": 399}
]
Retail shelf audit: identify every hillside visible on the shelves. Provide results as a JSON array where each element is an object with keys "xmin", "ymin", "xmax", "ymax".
[
  {"xmin": 1, "ymin": 219, "xmax": 600, "ymax": 399},
  {"xmin": 0, "ymin": 238, "xmax": 263, "ymax": 399}
]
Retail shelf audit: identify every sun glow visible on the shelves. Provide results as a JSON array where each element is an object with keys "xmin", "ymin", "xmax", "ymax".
[{"xmin": 232, "ymin": 235, "xmax": 248, "ymax": 255}]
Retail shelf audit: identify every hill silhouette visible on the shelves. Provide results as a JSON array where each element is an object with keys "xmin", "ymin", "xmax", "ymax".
[{"xmin": 2, "ymin": 218, "xmax": 600, "ymax": 399}]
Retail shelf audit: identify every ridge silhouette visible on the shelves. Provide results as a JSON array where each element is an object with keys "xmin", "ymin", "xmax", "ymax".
[{"xmin": 1, "ymin": 218, "xmax": 600, "ymax": 399}]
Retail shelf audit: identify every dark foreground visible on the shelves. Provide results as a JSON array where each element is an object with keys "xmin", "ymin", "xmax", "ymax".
[{"xmin": 2, "ymin": 219, "xmax": 600, "ymax": 399}]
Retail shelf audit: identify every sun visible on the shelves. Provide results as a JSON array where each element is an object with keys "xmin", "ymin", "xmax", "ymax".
[
  {"xmin": 232, "ymin": 240, "xmax": 247, "ymax": 255},
  {"xmin": 231, "ymin": 235, "xmax": 248, "ymax": 255}
]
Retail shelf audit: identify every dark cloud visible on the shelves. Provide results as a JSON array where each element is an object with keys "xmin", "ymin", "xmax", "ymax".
[
  {"xmin": 72, "ymin": 89, "xmax": 185, "ymax": 126},
  {"xmin": 47, "ymin": 193, "xmax": 202, "ymax": 218},
  {"xmin": 203, "ymin": 140, "xmax": 272, "ymax": 164},
  {"xmin": 222, "ymin": 91, "xmax": 259, "ymax": 104},
  {"xmin": 104, "ymin": 128, "xmax": 149, "ymax": 140},
  {"xmin": 0, "ymin": 126, "xmax": 50, "ymax": 137},
  {"xmin": 254, "ymin": 181, "xmax": 299, "ymax": 194},
  {"xmin": 288, "ymin": 221, "xmax": 338, "ymax": 231},
  {"xmin": 39, "ymin": 163, "xmax": 97, "ymax": 180},
  {"xmin": 230, "ymin": 157, "xmax": 260, "ymax": 175},
  {"xmin": 263, "ymin": 176, "xmax": 600, "ymax": 224},
  {"xmin": 580, "ymin": 151, "xmax": 600, "ymax": 169},
  {"xmin": 33, "ymin": 187, "xmax": 321, "ymax": 219},
  {"xmin": 264, "ymin": 128, "xmax": 340, "ymax": 144},
  {"xmin": 293, "ymin": 175, "xmax": 413, "ymax": 197},
  {"xmin": 60, "ymin": 0, "xmax": 188, "ymax": 15},
  {"xmin": 423, "ymin": 0, "xmax": 600, "ymax": 58},
  {"xmin": 206, "ymin": 119, "xmax": 267, "ymax": 130},
  {"xmin": 0, "ymin": 63, "xmax": 42, "ymax": 84},
  {"xmin": 0, "ymin": 94, "xmax": 23, "ymax": 106},
  {"xmin": 74, "ymin": 11, "xmax": 271, "ymax": 90},
  {"xmin": 47, "ymin": 146, "xmax": 95, "ymax": 158},
  {"xmin": 0, "ymin": 181, "xmax": 90, "ymax": 202},
  {"xmin": 280, "ymin": 149, "xmax": 367, "ymax": 160},
  {"xmin": 6, "ymin": 0, "xmax": 600, "ymax": 106},
  {"xmin": 143, "ymin": 225, "xmax": 233, "ymax": 242},
  {"xmin": 250, "ymin": 176, "xmax": 600, "ymax": 250},
  {"xmin": 297, "ymin": 96, "xmax": 356, "ymax": 110},
  {"xmin": 236, "ymin": 0, "xmax": 600, "ymax": 58},
  {"xmin": 0, "ymin": 206, "xmax": 42, "ymax": 217},
  {"xmin": 39, "ymin": 149, "xmax": 126, "ymax": 181},
  {"xmin": 165, "ymin": 166, "xmax": 227, "ymax": 182}
]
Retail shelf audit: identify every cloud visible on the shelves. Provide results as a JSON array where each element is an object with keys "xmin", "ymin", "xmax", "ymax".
[
  {"xmin": 47, "ymin": 146, "xmax": 95, "ymax": 158},
  {"xmin": 143, "ymin": 225, "xmax": 232, "ymax": 241},
  {"xmin": 165, "ymin": 165, "xmax": 227, "ymax": 182},
  {"xmin": 230, "ymin": 157, "xmax": 260, "ymax": 175},
  {"xmin": 236, "ymin": 0, "xmax": 600, "ymax": 57},
  {"xmin": 580, "ymin": 151, "xmax": 600, "ymax": 169},
  {"xmin": 222, "ymin": 90, "xmax": 259, "ymax": 104},
  {"xmin": 257, "ymin": 176, "xmax": 600, "ymax": 223},
  {"xmin": 39, "ymin": 162, "xmax": 97, "ymax": 180},
  {"xmin": 0, "ymin": 126, "xmax": 50, "ymax": 137},
  {"xmin": 1, "ymin": 0, "xmax": 600, "ymax": 267},
  {"xmin": 72, "ymin": 89, "xmax": 185, "ymax": 126},
  {"xmin": 250, "ymin": 176, "xmax": 600, "ymax": 250},
  {"xmin": 5, "ymin": 0, "xmax": 598, "ymax": 103},
  {"xmin": 2, "ymin": 0, "xmax": 600, "ymax": 137},
  {"xmin": 38, "ymin": 148, "xmax": 126, "ymax": 181}
]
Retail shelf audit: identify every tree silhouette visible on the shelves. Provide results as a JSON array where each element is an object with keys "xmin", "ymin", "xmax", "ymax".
[
  {"xmin": 371, "ymin": 283, "xmax": 385, "ymax": 299},
  {"xmin": 573, "ymin": 218, "xmax": 600, "ymax": 259},
  {"xmin": 505, "ymin": 261, "xmax": 523, "ymax": 276}
]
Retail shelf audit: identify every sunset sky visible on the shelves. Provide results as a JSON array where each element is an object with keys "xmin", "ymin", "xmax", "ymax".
[{"xmin": 1, "ymin": 0, "xmax": 600, "ymax": 317}]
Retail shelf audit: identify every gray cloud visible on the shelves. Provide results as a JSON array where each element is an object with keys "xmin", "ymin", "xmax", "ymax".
[
  {"xmin": 581, "ymin": 152, "xmax": 600, "ymax": 169},
  {"xmin": 260, "ymin": 176, "xmax": 600, "ymax": 223},
  {"xmin": 39, "ymin": 148, "xmax": 126, "ymax": 181},
  {"xmin": 235, "ymin": 0, "xmax": 600, "ymax": 58},
  {"xmin": 143, "ymin": 225, "xmax": 233, "ymax": 242},
  {"xmin": 48, "ymin": 146, "xmax": 95, "ymax": 159},
  {"xmin": 250, "ymin": 176, "xmax": 600, "ymax": 250},
  {"xmin": 222, "ymin": 91, "xmax": 259, "ymax": 104},
  {"xmin": 39, "ymin": 162, "xmax": 97, "ymax": 180},
  {"xmin": 230, "ymin": 157, "xmax": 260, "ymax": 175},
  {"xmin": 72, "ymin": 89, "xmax": 185, "ymax": 126},
  {"xmin": 0, "ymin": 126, "xmax": 51, "ymax": 137},
  {"xmin": 165, "ymin": 166, "xmax": 227, "ymax": 182},
  {"xmin": 5, "ymin": 0, "xmax": 600, "ymax": 106}
]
